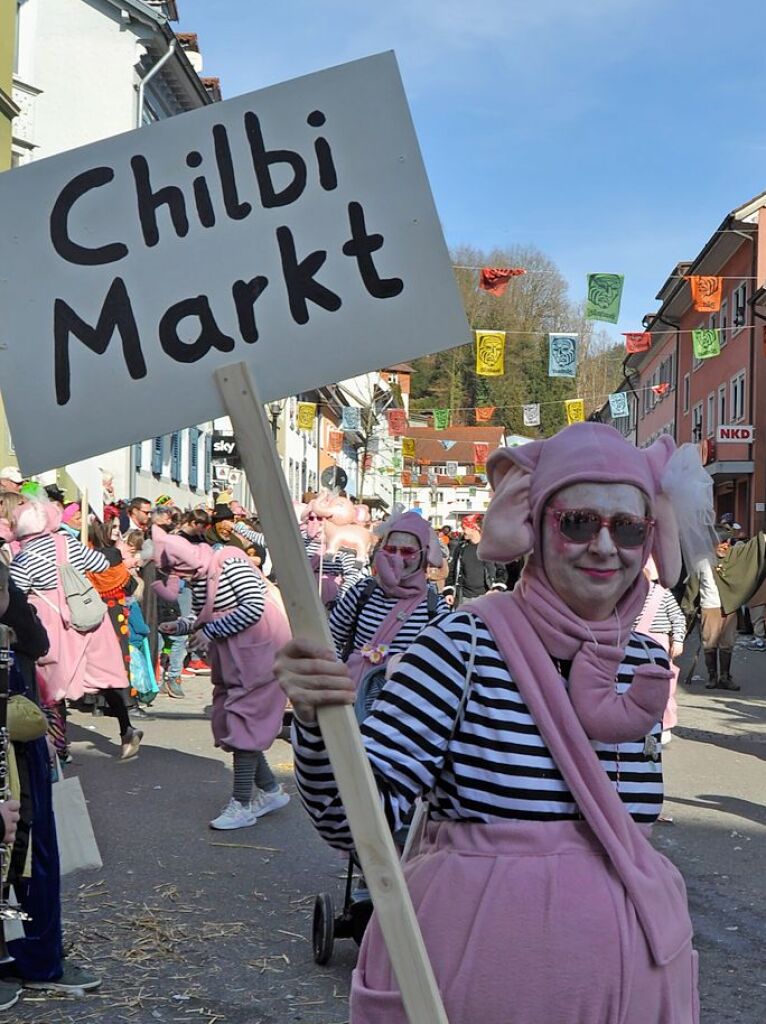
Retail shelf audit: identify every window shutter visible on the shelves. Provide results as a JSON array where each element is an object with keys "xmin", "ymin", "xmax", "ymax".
[
  {"xmin": 204, "ymin": 433, "xmax": 213, "ymax": 493},
  {"xmin": 151, "ymin": 436, "xmax": 164, "ymax": 476},
  {"xmin": 133, "ymin": 442, "xmax": 142, "ymax": 471},
  {"xmin": 170, "ymin": 431, "xmax": 182, "ymax": 484},
  {"xmin": 188, "ymin": 428, "xmax": 199, "ymax": 489}
]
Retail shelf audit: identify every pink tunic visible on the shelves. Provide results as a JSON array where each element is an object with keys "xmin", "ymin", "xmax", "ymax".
[{"xmin": 200, "ymin": 556, "xmax": 291, "ymax": 753}]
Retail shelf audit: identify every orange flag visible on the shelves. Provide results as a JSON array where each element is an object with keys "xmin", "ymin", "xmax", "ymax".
[
  {"xmin": 328, "ymin": 430, "xmax": 343, "ymax": 453},
  {"xmin": 475, "ymin": 406, "xmax": 496, "ymax": 423},
  {"xmin": 623, "ymin": 332, "xmax": 652, "ymax": 353},
  {"xmin": 478, "ymin": 267, "xmax": 527, "ymax": 296},
  {"xmin": 401, "ymin": 470, "xmax": 412, "ymax": 487},
  {"xmin": 686, "ymin": 276, "xmax": 722, "ymax": 313}
]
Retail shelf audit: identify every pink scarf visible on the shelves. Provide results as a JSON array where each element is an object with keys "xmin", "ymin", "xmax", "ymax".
[
  {"xmin": 374, "ymin": 549, "xmax": 428, "ymax": 601},
  {"xmin": 515, "ymin": 558, "xmax": 671, "ymax": 743}
]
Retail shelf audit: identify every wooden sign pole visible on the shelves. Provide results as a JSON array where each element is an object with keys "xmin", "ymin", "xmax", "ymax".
[
  {"xmin": 215, "ymin": 362, "xmax": 448, "ymax": 1024},
  {"xmin": 80, "ymin": 488, "xmax": 88, "ymax": 544}
]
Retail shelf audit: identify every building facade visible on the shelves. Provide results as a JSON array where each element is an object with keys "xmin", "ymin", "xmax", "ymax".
[
  {"xmin": 617, "ymin": 193, "xmax": 766, "ymax": 535},
  {"xmin": 7, "ymin": 0, "xmax": 220, "ymax": 504}
]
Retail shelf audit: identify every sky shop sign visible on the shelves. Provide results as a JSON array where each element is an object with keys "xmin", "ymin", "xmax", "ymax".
[
  {"xmin": 716, "ymin": 425, "xmax": 755, "ymax": 443},
  {"xmin": 0, "ymin": 53, "xmax": 467, "ymax": 474}
]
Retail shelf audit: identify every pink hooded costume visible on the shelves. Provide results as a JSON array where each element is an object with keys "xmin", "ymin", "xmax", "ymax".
[
  {"xmin": 152, "ymin": 530, "xmax": 290, "ymax": 752},
  {"xmin": 13, "ymin": 502, "xmax": 128, "ymax": 702},
  {"xmin": 350, "ymin": 424, "xmax": 703, "ymax": 1024}
]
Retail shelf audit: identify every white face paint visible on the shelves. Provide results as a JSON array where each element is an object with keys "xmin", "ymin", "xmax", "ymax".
[{"xmin": 541, "ymin": 482, "xmax": 648, "ymax": 621}]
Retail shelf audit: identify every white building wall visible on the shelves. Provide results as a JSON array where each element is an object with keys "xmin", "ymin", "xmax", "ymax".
[
  {"xmin": 19, "ymin": 0, "xmax": 140, "ymax": 160},
  {"xmin": 11, "ymin": 0, "xmax": 216, "ymax": 507}
]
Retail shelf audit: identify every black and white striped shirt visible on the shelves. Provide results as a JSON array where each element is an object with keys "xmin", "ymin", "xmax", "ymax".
[
  {"xmin": 10, "ymin": 531, "xmax": 109, "ymax": 592},
  {"xmin": 303, "ymin": 536, "xmax": 364, "ymax": 594},
  {"xmin": 178, "ymin": 557, "xmax": 266, "ymax": 641},
  {"xmin": 293, "ymin": 611, "xmax": 666, "ymax": 851},
  {"xmin": 330, "ymin": 579, "xmax": 448, "ymax": 660},
  {"xmin": 641, "ymin": 583, "xmax": 687, "ymax": 644}
]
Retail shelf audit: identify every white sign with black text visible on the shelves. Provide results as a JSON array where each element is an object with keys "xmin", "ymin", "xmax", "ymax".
[{"xmin": 0, "ymin": 52, "xmax": 468, "ymax": 474}]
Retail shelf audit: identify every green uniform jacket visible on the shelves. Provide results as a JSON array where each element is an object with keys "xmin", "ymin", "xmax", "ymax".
[{"xmin": 682, "ymin": 532, "xmax": 766, "ymax": 619}]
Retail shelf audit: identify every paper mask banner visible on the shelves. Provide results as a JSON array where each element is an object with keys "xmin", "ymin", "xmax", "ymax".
[
  {"xmin": 474, "ymin": 464, "xmax": 486, "ymax": 475},
  {"xmin": 687, "ymin": 276, "xmax": 722, "ymax": 313},
  {"xmin": 548, "ymin": 334, "xmax": 578, "ymax": 378},
  {"xmin": 328, "ymin": 429, "xmax": 343, "ymax": 453},
  {"xmin": 454, "ymin": 475, "xmax": 464, "ymax": 486},
  {"xmin": 565, "ymin": 398, "xmax": 585, "ymax": 425},
  {"xmin": 478, "ymin": 267, "xmax": 526, "ymax": 296},
  {"xmin": 473, "ymin": 442, "xmax": 490, "ymax": 464},
  {"xmin": 342, "ymin": 407, "xmax": 361, "ymax": 431},
  {"xmin": 401, "ymin": 437, "xmax": 416, "ymax": 458},
  {"xmin": 651, "ymin": 383, "xmax": 670, "ymax": 397},
  {"xmin": 522, "ymin": 403, "xmax": 540, "ymax": 427},
  {"xmin": 401, "ymin": 470, "xmax": 412, "ymax": 487},
  {"xmin": 433, "ymin": 408, "xmax": 450, "ymax": 430},
  {"xmin": 366, "ymin": 435, "xmax": 380, "ymax": 454},
  {"xmin": 296, "ymin": 402, "xmax": 317, "ymax": 431},
  {"xmin": 392, "ymin": 454, "xmax": 402, "ymax": 468},
  {"xmin": 446, "ymin": 461, "xmax": 458, "ymax": 477},
  {"xmin": 608, "ymin": 392, "xmax": 629, "ymax": 418},
  {"xmin": 387, "ymin": 408, "xmax": 409, "ymax": 436},
  {"xmin": 440, "ymin": 439, "xmax": 457, "ymax": 451},
  {"xmin": 692, "ymin": 329, "xmax": 721, "ymax": 360},
  {"xmin": 585, "ymin": 273, "xmax": 624, "ymax": 324},
  {"xmin": 475, "ymin": 331, "xmax": 506, "ymax": 376},
  {"xmin": 474, "ymin": 406, "xmax": 496, "ymax": 423},
  {"xmin": 623, "ymin": 332, "xmax": 652, "ymax": 353}
]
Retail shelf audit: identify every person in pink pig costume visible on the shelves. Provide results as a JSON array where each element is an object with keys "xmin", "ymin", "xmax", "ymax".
[
  {"xmin": 276, "ymin": 422, "xmax": 714, "ymax": 1024},
  {"xmin": 8, "ymin": 497, "xmax": 143, "ymax": 760},
  {"xmin": 300, "ymin": 493, "xmax": 370, "ymax": 609},
  {"xmin": 153, "ymin": 528, "xmax": 292, "ymax": 831}
]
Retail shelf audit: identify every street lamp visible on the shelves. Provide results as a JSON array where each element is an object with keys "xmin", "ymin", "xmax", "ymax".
[{"xmin": 268, "ymin": 399, "xmax": 284, "ymax": 441}]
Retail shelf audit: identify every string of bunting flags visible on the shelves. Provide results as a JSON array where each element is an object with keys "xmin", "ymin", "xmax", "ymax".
[{"xmin": 470, "ymin": 264, "xmax": 751, "ymax": 361}]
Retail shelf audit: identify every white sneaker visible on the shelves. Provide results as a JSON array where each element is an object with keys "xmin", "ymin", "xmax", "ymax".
[
  {"xmin": 209, "ymin": 798, "xmax": 257, "ymax": 830},
  {"xmin": 251, "ymin": 786, "xmax": 290, "ymax": 819}
]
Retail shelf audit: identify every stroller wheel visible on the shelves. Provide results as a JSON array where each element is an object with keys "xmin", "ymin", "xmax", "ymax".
[{"xmin": 312, "ymin": 893, "xmax": 335, "ymax": 965}]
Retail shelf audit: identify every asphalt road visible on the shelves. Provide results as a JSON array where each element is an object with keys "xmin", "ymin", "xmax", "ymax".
[{"xmin": 10, "ymin": 632, "xmax": 766, "ymax": 1023}]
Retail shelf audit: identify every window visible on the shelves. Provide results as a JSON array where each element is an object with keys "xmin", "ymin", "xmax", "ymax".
[
  {"xmin": 692, "ymin": 322, "xmax": 706, "ymax": 370},
  {"xmin": 692, "ymin": 402, "xmax": 703, "ymax": 441},
  {"xmin": 706, "ymin": 393, "xmax": 715, "ymax": 437},
  {"xmin": 683, "ymin": 373, "xmax": 690, "ymax": 413},
  {"xmin": 720, "ymin": 297, "xmax": 728, "ymax": 346},
  {"xmin": 13, "ymin": 0, "xmax": 21, "ymax": 74},
  {"xmin": 718, "ymin": 385, "xmax": 726, "ymax": 427},
  {"xmin": 730, "ymin": 371, "xmax": 746, "ymax": 422},
  {"xmin": 732, "ymin": 282, "xmax": 747, "ymax": 335}
]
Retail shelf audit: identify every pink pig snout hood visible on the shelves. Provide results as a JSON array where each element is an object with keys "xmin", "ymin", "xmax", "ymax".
[{"xmin": 478, "ymin": 423, "xmax": 687, "ymax": 587}]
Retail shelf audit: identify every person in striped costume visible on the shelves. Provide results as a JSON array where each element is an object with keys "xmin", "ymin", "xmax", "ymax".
[
  {"xmin": 276, "ymin": 423, "xmax": 711, "ymax": 1024},
  {"xmin": 300, "ymin": 502, "xmax": 364, "ymax": 610},
  {"xmin": 329, "ymin": 511, "xmax": 448, "ymax": 689},
  {"xmin": 153, "ymin": 530, "xmax": 291, "ymax": 831}
]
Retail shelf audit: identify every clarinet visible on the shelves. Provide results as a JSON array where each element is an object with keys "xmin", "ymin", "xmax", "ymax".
[{"xmin": 0, "ymin": 623, "xmax": 29, "ymax": 964}]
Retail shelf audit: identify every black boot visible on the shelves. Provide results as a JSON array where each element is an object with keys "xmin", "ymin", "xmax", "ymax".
[
  {"xmin": 704, "ymin": 650, "xmax": 719, "ymax": 689},
  {"xmin": 718, "ymin": 650, "xmax": 740, "ymax": 691}
]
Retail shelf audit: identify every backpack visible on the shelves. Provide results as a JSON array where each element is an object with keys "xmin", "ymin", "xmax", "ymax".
[{"xmin": 28, "ymin": 534, "xmax": 107, "ymax": 633}]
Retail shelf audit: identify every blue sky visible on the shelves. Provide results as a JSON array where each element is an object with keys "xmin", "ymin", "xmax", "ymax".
[{"xmin": 176, "ymin": 0, "xmax": 766, "ymax": 340}]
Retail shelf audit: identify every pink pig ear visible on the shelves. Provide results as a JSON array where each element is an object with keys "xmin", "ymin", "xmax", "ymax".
[{"xmin": 478, "ymin": 448, "xmax": 537, "ymax": 563}]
